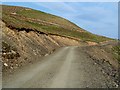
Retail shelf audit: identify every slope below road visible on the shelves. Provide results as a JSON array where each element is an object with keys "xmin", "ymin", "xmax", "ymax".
[{"xmin": 3, "ymin": 46, "xmax": 117, "ymax": 88}]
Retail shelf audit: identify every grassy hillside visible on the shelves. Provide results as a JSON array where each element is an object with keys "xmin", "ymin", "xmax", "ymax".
[{"xmin": 2, "ymin": 5, "xmax": 111, "ymax": 43}]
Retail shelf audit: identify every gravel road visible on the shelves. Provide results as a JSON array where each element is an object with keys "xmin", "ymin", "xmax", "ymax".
[{"xmin": 3, "ymin": 46, "xmax": 116, "ymax": 88}]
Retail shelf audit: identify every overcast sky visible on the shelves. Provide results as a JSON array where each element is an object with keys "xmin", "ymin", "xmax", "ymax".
[{"xmin": 3, "ymin": 2, "xmax": 118, "ymax": 39}]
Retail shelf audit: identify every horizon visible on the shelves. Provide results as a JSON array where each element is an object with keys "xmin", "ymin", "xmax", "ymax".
[{"xmin": 2, "ymin": 2, "xmax": 118, "ymax": 39}]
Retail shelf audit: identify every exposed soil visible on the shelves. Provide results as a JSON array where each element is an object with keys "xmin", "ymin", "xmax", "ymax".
[{"xmin": 1, "ymin": 20, "xmax": 86, "ymax": 74}]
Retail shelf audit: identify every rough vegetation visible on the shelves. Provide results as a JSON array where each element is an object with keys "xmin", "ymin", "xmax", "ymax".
[
  {"xmin": 112, "ymin": 44, "xmax": 120, "ymax": 63},
  {"xmin": 81, "ymin": 41, "xmax": 119, "ymax": 86}
]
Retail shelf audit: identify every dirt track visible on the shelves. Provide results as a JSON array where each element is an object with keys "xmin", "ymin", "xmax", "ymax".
[{"xmin": 3, "ymin": 46, "xmax": 117, "ymax": 88}]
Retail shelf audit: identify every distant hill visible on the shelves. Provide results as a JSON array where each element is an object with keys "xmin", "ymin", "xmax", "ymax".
[{"xmin": 2, "ymin": 5, "xmax": 111, "ymax": 43}]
